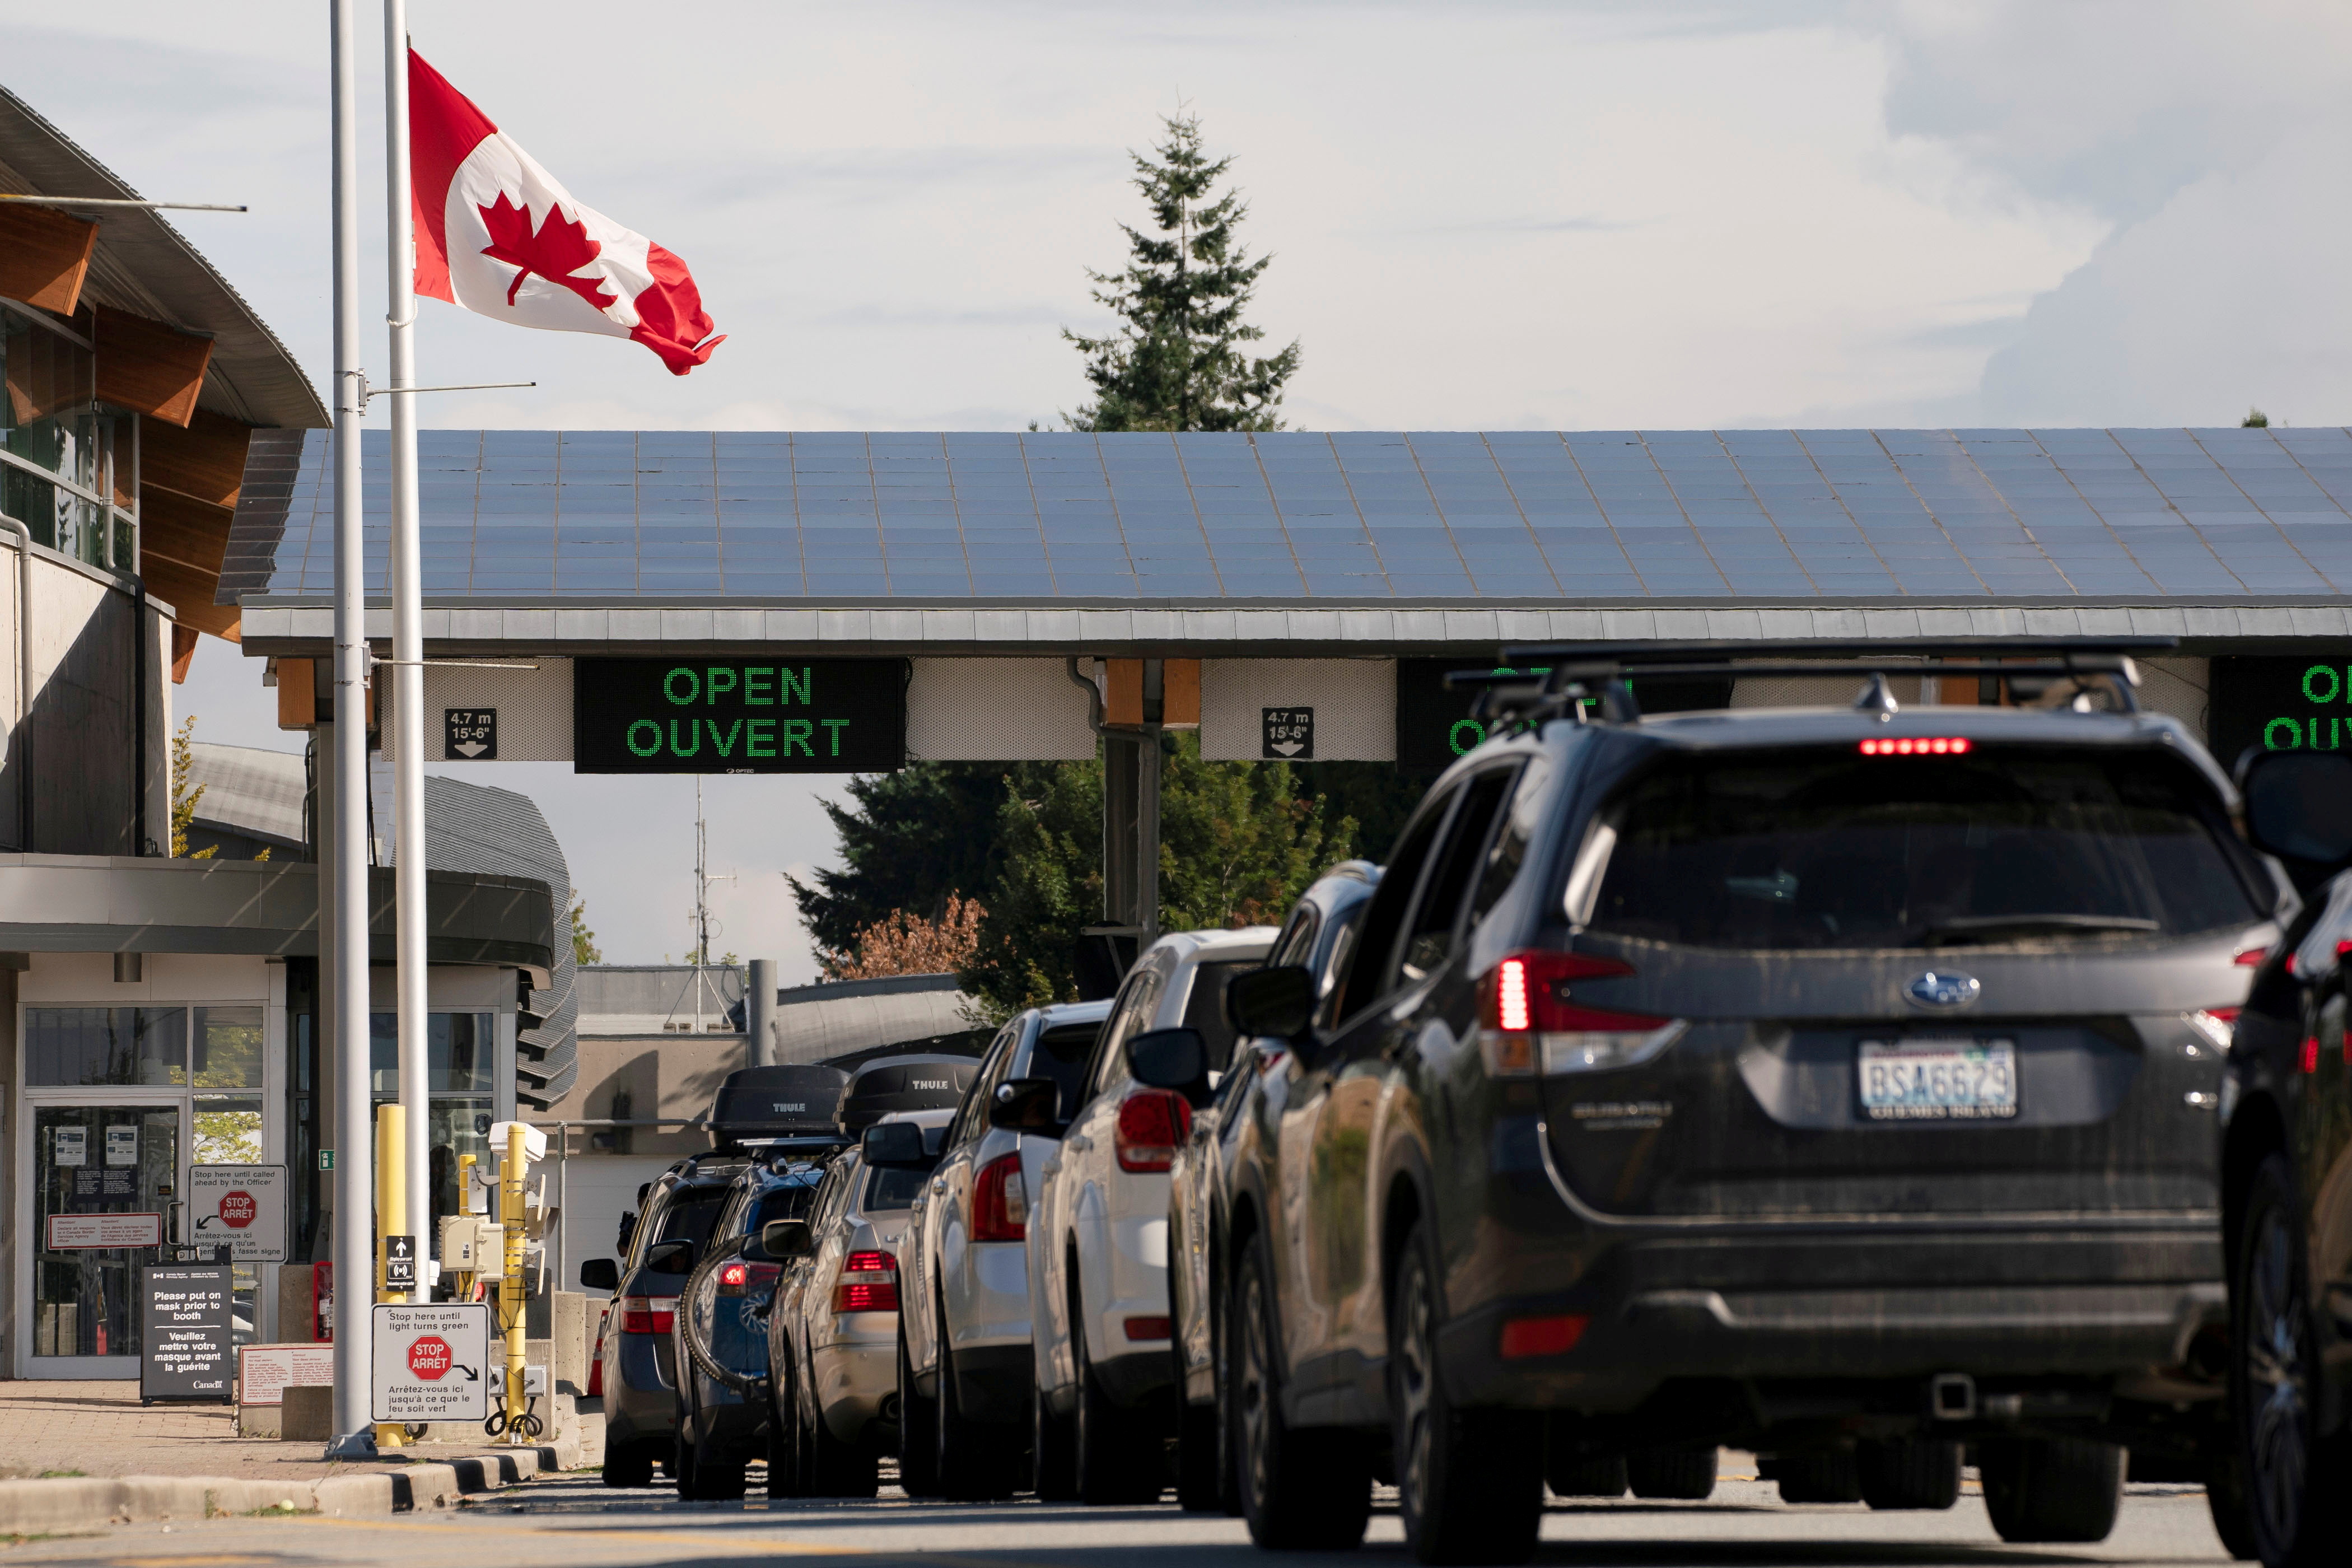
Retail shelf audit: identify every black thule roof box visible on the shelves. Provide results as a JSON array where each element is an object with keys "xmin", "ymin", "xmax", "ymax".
[
  {"xmin": 707, "ymin": 1063, "xmax": 851, "ymax": 1152},
  {"xmin": 838, "ymin": 1053, "xmax": 983, "ymax": 1133}
]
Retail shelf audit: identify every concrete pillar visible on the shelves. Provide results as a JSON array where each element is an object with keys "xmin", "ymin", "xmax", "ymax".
[{"xmin": 746, "ymin": 959, "xmax": 774, "ymax": 1067}]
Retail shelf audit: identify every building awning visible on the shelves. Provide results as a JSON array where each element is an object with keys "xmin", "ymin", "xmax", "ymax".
[{"xmin": 0, "ymin": 856, "xmax": 554, "ymax": 981}]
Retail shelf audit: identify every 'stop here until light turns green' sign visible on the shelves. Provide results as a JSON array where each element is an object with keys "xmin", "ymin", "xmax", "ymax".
[{"xmin": 572, "ymin": 658, "xmax": 907, "ymax": 774}]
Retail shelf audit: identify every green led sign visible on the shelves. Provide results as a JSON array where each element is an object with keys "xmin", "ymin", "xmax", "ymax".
[
  {"xmin": 2210, "ymin": 654, "xmax": 2352, "ymax": 768},
  {"xmin": 572, "ymin": 657, "xmax": 906, "ymax": 774}
]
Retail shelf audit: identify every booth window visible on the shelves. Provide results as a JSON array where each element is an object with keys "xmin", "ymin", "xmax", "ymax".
[{"xmin": 25, "ymin": 1007, "xmax": 188, "ymax": 1086}]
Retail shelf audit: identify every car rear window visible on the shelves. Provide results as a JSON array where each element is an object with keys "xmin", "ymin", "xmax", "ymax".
[
  {"xmin": 1183, "ymin": 961, "xmax": 1258, "ymax": 1071},
  {"xmin": 1026, "ymin": 1020, "xmax": 1101, "ymax": 1107},
  {"xmin": 864, "ymin": 1165, "xmax": 926, "ymax": 1211},
  {"xmin": 1585, "ymin": 747, "xmax": 2262, "ymax": 951},
  {"xmin": 643, "ymin": 1186, "xmax": 726, "ymax": 1273}
]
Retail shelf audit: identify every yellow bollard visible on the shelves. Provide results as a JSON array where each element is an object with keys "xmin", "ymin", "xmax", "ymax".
[
  {"xmin": 374, "ymin": 1103, "xmax": 405, "ymax": 1450},
  {"xmin": 501, "ymin": 1121, "xmax": 528, "ymax": 1443}
]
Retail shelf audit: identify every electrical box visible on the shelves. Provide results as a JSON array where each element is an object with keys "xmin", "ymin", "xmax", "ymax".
[{"xmin": 439, "ymin": 1216, "xmax": 505, "ymax": 1272}]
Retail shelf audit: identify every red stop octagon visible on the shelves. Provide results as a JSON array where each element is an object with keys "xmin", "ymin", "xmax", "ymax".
[
  {"xmin": 218, "ymin": 1191, "xmax": 256, "ymax": 1229},
  {"xmin": 408, "ymin": 1335, "xmax": 452, "ymax": 1380}
]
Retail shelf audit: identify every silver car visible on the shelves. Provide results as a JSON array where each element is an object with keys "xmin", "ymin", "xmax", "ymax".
[
  {"xmin": 897, "ymin": 1000, "xmax": 1110, "ymax": 1499},
  {"xmin": 766, "ymin": 1108, "xmax": 946, "ymax": 1497}
]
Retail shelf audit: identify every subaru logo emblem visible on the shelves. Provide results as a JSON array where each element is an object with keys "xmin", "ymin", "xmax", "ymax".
[{"xmin": 1906, "ymin": 970, "xmax": 1981, "ymax": 1010}]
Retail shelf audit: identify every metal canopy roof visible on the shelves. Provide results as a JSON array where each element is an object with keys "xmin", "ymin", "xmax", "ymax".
[
  {"xmin": 0, "ymin": 86, "xmax": 328, "ymax": 431},
  {"xmin": 223, "ymin": 427, "xmax": 2352, "ymax": 654}
]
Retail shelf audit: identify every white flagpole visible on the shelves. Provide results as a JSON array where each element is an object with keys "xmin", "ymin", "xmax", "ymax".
[
  {"xmin": 383, "ymin": 0, "xmax": 430, "ymax": 1306},
  {"xmin": 326, "ymin": 0, "xmax": 377, "ymax": 1459}
]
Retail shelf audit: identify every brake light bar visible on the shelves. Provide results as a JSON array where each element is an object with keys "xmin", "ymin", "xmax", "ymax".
[
  {"xmin": 1859, "ymin": 737, "xmax": 1971, "ymax": 756},
  {"xmin": 833, "ymin": 1250, "xmax": 899, "ymax": 1314}
]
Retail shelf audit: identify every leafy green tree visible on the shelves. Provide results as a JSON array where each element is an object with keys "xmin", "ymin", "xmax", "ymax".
[
  {"xmin": 960, "ymin": 760, "xmax": 1105, "ymax": 1016},
  {"xmin": 2243, "ymin": 407, "xmax": 2270, "ymax": 428},
  {"xmin": 1062, "ymin": 113, "xmax": 1300, "ymax": 433},
  {"xmin": 570, "ymin": 893, "xmax": 603, "ymax": 966}
]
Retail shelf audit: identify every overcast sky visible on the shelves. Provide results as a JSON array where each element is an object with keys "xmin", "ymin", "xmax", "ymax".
[{"xmin": 12, "ymin": 1, "xmax": 2349, "ymax": 976}]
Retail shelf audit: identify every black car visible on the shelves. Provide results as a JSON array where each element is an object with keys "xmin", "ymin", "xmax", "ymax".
[
  {"xmin": 1165, "ymin": 862, "xmax": 1382, "ymax": 1513},
  {"xmin": 671, "ymin": 1159, "xmax": 825, "ymax": 1499},
  {"xmin": 2215, "ymin": 746, "xmax": 2352, "ymax": 1567},
  {"xmin": 1133, "ymin": 645, "xmax": 2276, "ymax": 1563}
]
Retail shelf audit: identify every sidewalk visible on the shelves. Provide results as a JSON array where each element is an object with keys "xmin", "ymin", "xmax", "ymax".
[{"xmin": 0, "ymin": 1382, "xmax": 594, "ymax": 1529}]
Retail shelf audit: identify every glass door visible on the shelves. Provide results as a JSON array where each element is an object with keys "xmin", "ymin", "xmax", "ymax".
[{"xmin": 30, "ymin": 1105, "xmax": 180, "ymax": 1366}]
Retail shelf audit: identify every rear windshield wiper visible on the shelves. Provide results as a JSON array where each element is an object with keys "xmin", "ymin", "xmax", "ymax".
[{"xmin": 1919, "ymin": 913, "xmax": 2161, "ymax": 945}]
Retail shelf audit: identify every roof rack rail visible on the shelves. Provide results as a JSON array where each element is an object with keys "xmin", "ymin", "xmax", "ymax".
[{"xmin": 1446, "ymin": 636, "xmax": 2177, "ymax": 729}]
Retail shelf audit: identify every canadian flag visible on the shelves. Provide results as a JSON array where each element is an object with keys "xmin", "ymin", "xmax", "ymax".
[{"xmin": 408, "ymin": 49, "xmax": 724, "ymax": 375}]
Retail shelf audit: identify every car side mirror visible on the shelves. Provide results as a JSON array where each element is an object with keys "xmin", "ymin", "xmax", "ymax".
[
  {"xmin": 862, "ymin": 1120, "xmax": 929, "ymax": 1169},
  {"xmin": 578, "ymin": 1257, "xmax": 619, "ymax": 1292},
  {"xmin": 642, "ymin": 1239, "xmax": 694, "ymax": 1275},
  {"xmin": 988, "ymin": 1076, "xmax": 1064, "ymax": 1136},
  {"xmin": 2241, "ymin": 749, "xmax": 2352, "ymax": 867},
  {"xmin": 761, "ymin": 1219, "xmax": 814, "ymax": 1258},
  {"xmin": 1227, "ymin": 964, "xmax": 1317, "ymax": 1040},
  {"xmin": 1127, "ymin": 1026, "xmax": 1210, "ymax": 1103}
]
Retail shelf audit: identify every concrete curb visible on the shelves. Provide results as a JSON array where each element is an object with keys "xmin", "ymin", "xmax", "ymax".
[{"xmin": 0, "ymin": 1441, "xmax": 578, "ymax": 1534}]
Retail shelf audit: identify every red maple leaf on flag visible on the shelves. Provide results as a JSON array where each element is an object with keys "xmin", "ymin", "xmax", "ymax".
[{"xmin": 477, "ymin": 192, "xmax": 618, "ymax": 313}]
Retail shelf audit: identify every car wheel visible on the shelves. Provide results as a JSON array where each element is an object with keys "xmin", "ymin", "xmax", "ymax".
[
  {"xmin": 897, "ymin": 1323, "xmax": 941, "ymax": 1497},
  {"xmin": 601, "ymin": 1440, "xmax": 655, "ymax": 1488},
  {"xmin": 1979, "ymin": 1438, "xmax": 2125, "ymax": 1543},
  {"xmin": 1175, "ymin": 1396, "xmax": 1221, "ymax": 1512},
  {"xmin": 674, "ymin": 1426, "xmax": 743, "ymax": 1501},
  {"xmin": 1546, "ymin": 1449, "xmax": 1627, "ymax": 1499},
  {"xmin": 1626, "ymin": 1445, "xmax": 1715, "ymax": 1500},
  {"xmin": 767, "ymin": 1385, "xmax": 803, "ymax": 1499},
  {"xmin": 1210, "ymin": 1258, "xmax": 1241, "ymax": 1517},
  {"xmin": 805, "ymin": 1368, "xmax": 879, "ymax": 1499},
  {"xmin": 2233, "ymin": 1152, "xmax": 2349, "ymax": 1566},
  {"xmin": 937, "ymin": 1323, "xmax": 1019, "ymax": 1501},
  {"xmin": 2204, "ymin": 1432, "xmax": 2260, "ymax": 1561},
  {"xmin": 1033, "ymin": 1369, "xmax": 1079, "ymax": 1501},
  {"xmin": 1389, "ymin": 1221, "xmax": 1543, "ymax": 1565},
  {"xmin": 1774, "ymin": 1451, "xmax": 1862, "ymax": 1504},
  {"xmin": 1233, "ymin": 1242, "xmax": 1369, "ymax": 1549},
  {"xmin": 1856, "ymin": 1439, "xmax": 1961, "ymax": 1511},
  {"xmin": 1071, "ymin": 1270, "xmax": 1161, "ymax": 1504}
]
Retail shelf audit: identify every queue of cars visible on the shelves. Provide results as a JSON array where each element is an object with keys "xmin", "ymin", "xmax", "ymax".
[{"xmin": 581, "ymin": 641, "xmax": 2352, "ymax": 1568}]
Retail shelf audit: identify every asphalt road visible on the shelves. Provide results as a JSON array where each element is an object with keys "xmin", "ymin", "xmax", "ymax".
[{"xmin": 5, "ymin": 1473, "xmax": 2238, "ymax": 1568}]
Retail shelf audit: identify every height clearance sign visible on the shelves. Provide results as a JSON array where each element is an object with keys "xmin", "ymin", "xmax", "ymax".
[{"xmin": 573, "ymin": 657, "xmax": 906, "ymax": 773}]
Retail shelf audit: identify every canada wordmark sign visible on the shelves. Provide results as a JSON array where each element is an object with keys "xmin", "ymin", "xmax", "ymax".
[{"xmin": 372, "ymin": 1303, "xmax": 492, "ymax": 1422}]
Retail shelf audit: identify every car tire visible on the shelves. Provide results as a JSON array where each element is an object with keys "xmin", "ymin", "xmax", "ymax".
[
  {"xmin": 1546, "ymin": 1450, "xmax": 1627, "ymax": 1499},
  {"xmin": 1210, "ymin": 1263, "xmax": 1242, "ymax": 1518},
  {"xmin": 1774, "ymin": 1451, "xmax": 1862, "ymax": 1504},
  {"xmin": 937, "ymin": 1326, "xmax": 1019, "ymax": 1501},
  {"xmin": 1856, "ymin": 1439, "xmax": 1961, "ymax": 1511},
  {"xmin": 806, "ymin": 1387, "xmax": 880, "ymax": 1499},
  {"xmin": 675, "ymin": 1426, "xmax": 747, "ymax": 1501},
  {"xmin": 1626, "ymin": 1445, "xmax": 1715, "ymax": 1501},
  {"xmin": 1389, "ymin": 1221, "xmax": 1544, "ymax": 1565},
  {"xmin": 2232, "ymin": 1152, "xmax": 2351, "ymax": 1567},
  {"xmin": 602, "ymin": 1441, "xmax": 655, "ymax": 1488},
  {"xmin": 1071, "ymin": 1271, "xmax": 1161, "ymax": 1505},
  {"xmin": 2204, "ymin": 1438, "xmax": 2260, "ymax": 1561},
  {"xmin": 1979, "ymin": 1438, "xmax": 2125, "ymax": 1543},
  {"xmin": 767, "ymin": 1385, "xmax": 803, "ymax": 1499},
  {"xmin": 1033, "ymin": 1371, "xmax": 1079, "ymax": 1501},
  {"xmin": 897, "ymin": 1323, "xmax": 941, "ymax": 1498},
  {"xmin": 1231, "ymin": 1243, "xmax": 1370, "ymax": 1549},
  {"xmin": 1175, "ymin": 1397, "xmax": 1221, "ymax": 1512}
]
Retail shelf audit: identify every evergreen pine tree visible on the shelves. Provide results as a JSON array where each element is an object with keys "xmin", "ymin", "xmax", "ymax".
[{"xmin": 1063, "ymin": 113, "xmax": 1300, "ymax": 432}]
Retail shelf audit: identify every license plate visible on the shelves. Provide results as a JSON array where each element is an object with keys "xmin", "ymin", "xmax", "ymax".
[{"xmin": 1857, "ymin": 1039, "xmax": 2018, "ymax": 1122}]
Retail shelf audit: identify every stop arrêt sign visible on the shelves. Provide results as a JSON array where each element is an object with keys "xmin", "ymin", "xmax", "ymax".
[
  {"xmin": 217, "ymin": 1191, "xmax": 256, "ymax": 1229},
  {"xmin": 408, "ymin": 1335, "xmax": 453, "ymax": 1381}
]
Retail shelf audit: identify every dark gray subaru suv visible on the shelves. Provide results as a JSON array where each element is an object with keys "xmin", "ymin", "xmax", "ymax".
[{"xmin": 1176, "ymin": 645, "xmax": 2279, "ymax": 1565}]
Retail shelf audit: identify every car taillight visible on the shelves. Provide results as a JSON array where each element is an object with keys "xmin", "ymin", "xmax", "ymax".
[
  {"xmin": 1477, "ymin": 951, "xmax": 1685, "ymax": 1077},
  {"xmin": 972, "ymin": 1152, "xmax": 1028, "ymax": 1243},
  {"xmin": 1858, "ymin": 736, "xmax": 1971, "ymax": 756},
  {"xmin": 2234, "ymin": 948, "xmax": 2269, "ymax": 967},
  {"xmin": 718, "ymin": 1261, "xmax": 780, "ymax": 1298},
  {"xmin": 1115, "ymin": 1090, "xmax": 1192, "ymax": 1173},
  {"xmin": 833, "ymin": 1250, "xmax": 899, "ymax": 1314},
  {"xmin": 1124, "ymin": 1315, "xmax": 1172, "ymax": 1341},
  {"xmin": 588, "ymin": 1306, "xmax": 608, "ymax": 1396},
  {"xmin": 619, "ymin": 1295, "xmax": 674, "ymax": 1335}
]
